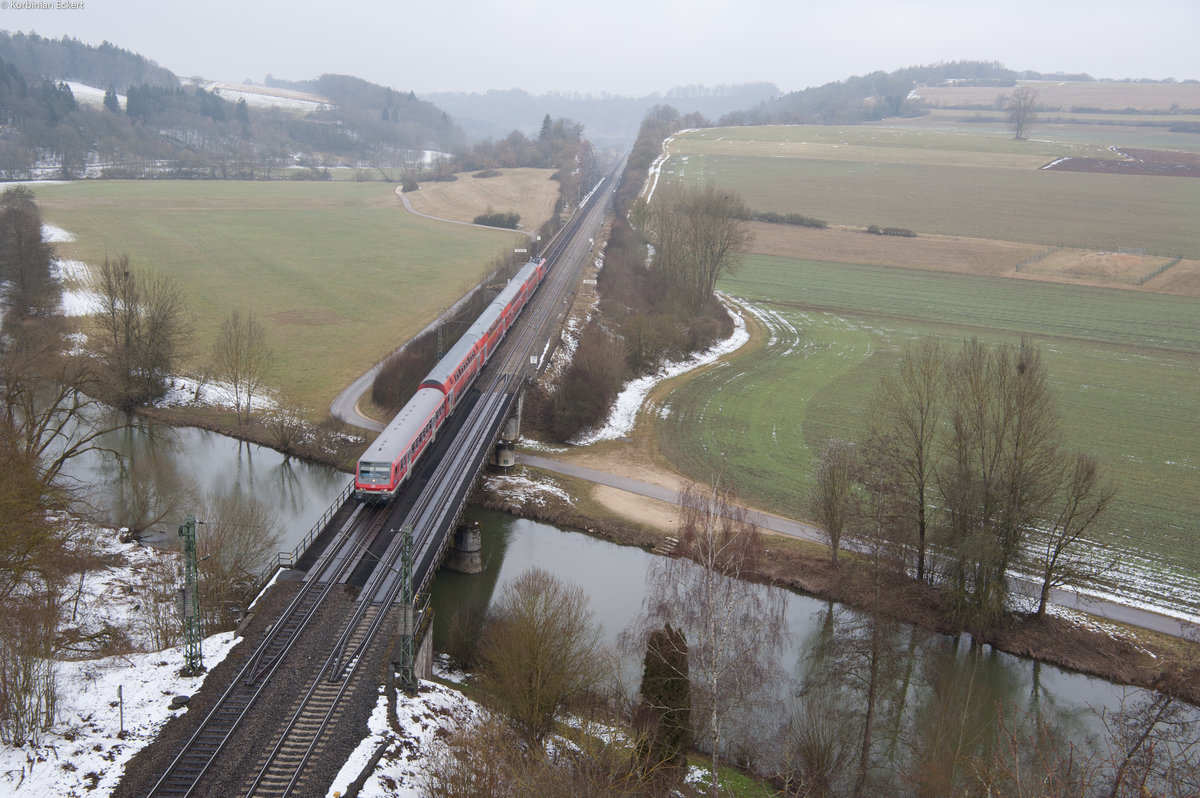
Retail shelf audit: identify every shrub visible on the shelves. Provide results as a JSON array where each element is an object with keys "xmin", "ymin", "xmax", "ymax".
[{"xmin": 473, "ymin": 210, "xmax": 521, "ymax": 229}]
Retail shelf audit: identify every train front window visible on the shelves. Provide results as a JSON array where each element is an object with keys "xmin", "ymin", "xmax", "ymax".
[{"xmin": 358, "ymin": 462, "xmax": 389, "ymax": 483}]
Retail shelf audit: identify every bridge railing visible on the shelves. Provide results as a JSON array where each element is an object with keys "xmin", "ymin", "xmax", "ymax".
[{"xmin": 253, "ymin": 477, "xmax": 354, "ymax": 589}]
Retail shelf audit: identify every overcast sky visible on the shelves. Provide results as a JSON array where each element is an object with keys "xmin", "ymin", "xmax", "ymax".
[{"xmin": 4, "ymin": 0, "xmax": 1197, "ymax": 96}]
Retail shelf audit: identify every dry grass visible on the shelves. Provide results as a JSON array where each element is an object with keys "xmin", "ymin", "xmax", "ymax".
[
  {"xmin": 747, "ymin": 222, "xmax": 1042, "ymax": 275},
  {"xmin": 405, "ymin": 168, "xmax": 561, "ymax": 231},
  {"xmin": 746, "ymin": 222, "xmax": 1200, "ymax": 297}
]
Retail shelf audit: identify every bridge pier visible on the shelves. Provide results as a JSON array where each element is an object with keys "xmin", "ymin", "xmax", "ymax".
[
  {"xmin": 445, "ymin": 520, "xmax": 483, "ymax": 574},
  {"xmin": 488, "ymin": 389, "xmax": 523, "ymax": 468}
]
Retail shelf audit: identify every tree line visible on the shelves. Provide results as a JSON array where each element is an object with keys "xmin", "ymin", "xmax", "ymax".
[
  {"xmin": 811, "ymin": 337, "xmax": 1116, "ymax": 635},
  {"xmin": 529, "ymin": 105, "xmax": 747, "ymax": 441}
]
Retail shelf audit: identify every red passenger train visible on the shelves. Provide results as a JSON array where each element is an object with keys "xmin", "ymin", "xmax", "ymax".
[{"xmin": 354, "ymin": 258, "xmax": 547, "ymax": 502}]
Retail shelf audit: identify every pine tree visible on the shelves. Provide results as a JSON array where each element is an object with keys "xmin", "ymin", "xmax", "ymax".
[{"xmin": 638, "ymin": 623, "xmax": 692, "ymax": 771}]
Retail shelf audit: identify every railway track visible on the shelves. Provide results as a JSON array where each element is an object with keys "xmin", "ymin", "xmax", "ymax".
[{"xmin": 132, "ymin": 167, "xmax": 617, "ymax": 798}]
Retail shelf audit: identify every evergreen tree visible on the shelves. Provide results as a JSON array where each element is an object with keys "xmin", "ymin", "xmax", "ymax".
[
  {"xmin": 0, "ymin": 187, "xmax": 59, "ymax": 321},
  {"xmin": 638, "ymin": 623, "xmax": 692, "ymax": 771},
  {"xmin": 103, "ymin": 86, "xmax": 120, "ymax": 113}
]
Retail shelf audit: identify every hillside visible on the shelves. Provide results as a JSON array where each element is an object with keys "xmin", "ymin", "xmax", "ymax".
[
  {"xmin": 0, "ymin": 32, "xmax": 466, "ymax": 179},
  {"xmin": 738, "ymin": 61, "xmax": 1199, "ymax": 125}
]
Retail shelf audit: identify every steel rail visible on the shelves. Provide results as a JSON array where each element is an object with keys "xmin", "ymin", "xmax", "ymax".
[{"xmin": 141, "ymin": 502, "xmax": 390, "ymax": 797}]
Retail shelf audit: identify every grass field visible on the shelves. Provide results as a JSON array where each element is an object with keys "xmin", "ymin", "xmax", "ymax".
[
  {"xmin": 656, "ymin": 258, "xmax": 1200, "ymax": 615},
  {"xmin": 649, "ymin": 120, "xmax": 1200, "ymax": 617},
  {"xmin": 31, "ymin": 180, "xmax": 536, "ymax": 410},
  {"xmin": 668, "ymin": 126, "xmax": 1200, "ymax": 258},
  {"xmin": 405, "ymin": 167, "xmax": 560, "ymax": 231},
  {"xmin": 912, "ymin": 80, "xmax": 1200, "ymax": 114}
]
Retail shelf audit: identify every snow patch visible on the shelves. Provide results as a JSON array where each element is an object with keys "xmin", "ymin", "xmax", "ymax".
[
  {"xmin": 327, "ymin": 680, "xmax": 484, "ymax": 798},
  {"xmin": 573, "ymin": 297, "xmax": 749, "ymax": 445},
  {"xmin": 154, "ymin": 375, "xmax": 279, "ymax": 413},
  {"xmin": 41, "ymin": 223, "xmax": 75, "ymax": 243},
  {"xmin": 0, "ymin": 521, "xmax": 242, "ymax": 797},
  {"xmin": 483, "ymin": 472, "xmax": 574, "ymax": 507}
]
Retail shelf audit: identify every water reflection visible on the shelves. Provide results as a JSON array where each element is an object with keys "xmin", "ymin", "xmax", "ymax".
[
  {"xmin": 430, "ymin": 510, "xmax": 1199, "ymax": 791},
  {"xmin": 63, "ymin": 417, "xmax": 350, "ymax": 552}
]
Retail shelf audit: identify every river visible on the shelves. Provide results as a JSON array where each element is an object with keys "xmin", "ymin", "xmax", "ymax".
[
  {"xmin": 67, "ymin": 416, "xmax": 350, "ymax": 552},
  {"xmin": 70, "ymin": 421, "xmax": 1198, "ymax": 789},
  {"xmin": 431, "ymin": 508, "xmax": 1199, "ymax": 790}
]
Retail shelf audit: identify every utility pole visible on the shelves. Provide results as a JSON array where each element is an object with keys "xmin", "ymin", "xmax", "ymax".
[
  {"xmin": 395, "ymin": 523, "xmax": 417, "ymax": 694},
  {"xmin": 178, "ymin": 514, "xmax": 204, "ymax": 676},
  {"xmin": 437, "ymin": 307, "xmax": 445, "ymax": 360}
]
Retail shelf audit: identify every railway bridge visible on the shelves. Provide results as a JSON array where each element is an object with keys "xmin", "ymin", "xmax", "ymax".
[{"xmin": 122, "ymin": 168, "xmax": 617, "ymax": 798}]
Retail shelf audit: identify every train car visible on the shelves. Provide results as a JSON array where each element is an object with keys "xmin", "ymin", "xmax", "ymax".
[
  {"xmin": 355, "ymin": 387, "xmax": 446, "ymax": 502},
  {"xmin": 419, "ymin": 330, "xmax": 483, "ymax": 411},
  {"xmin": 357, "ymin": 257, "xmax": 550, "ymax": 503},
  {"xmin": 469, "ymin": 302, "xmax": 507, "ymax": 361}
]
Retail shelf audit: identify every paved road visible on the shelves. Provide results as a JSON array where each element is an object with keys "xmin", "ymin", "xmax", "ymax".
[{"xmin": 519, "ymin": 453, "xmax": 1200, "ymax": 640}]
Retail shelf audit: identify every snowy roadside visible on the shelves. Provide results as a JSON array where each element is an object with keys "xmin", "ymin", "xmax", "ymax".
[{"xmin": 0, "ymin": 524, "xmax": 242, "ymax": 797}]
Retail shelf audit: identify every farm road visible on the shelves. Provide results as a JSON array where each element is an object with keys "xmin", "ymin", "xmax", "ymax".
[
  {"xmin": 518, "ymin": 452, "xmax": 824, "ymax": 543},
  {"xmin": 519, "ymin": 454, "xmax": 1200, "ymax": 641}
]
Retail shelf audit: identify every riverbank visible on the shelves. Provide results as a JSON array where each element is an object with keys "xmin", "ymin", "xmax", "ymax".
[
  {"xmin": 476, "ymin": 464, "xmax": 1200, "ymax": 708},
  {"xmin": 135, "ymin": 404, "xmax": 365, "ymax": 472},
  {"xmin": 136, "ymin": 381, "xmax": 1200, "ymax": 707}
]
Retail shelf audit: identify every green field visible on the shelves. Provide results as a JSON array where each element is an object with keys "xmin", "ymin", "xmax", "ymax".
[
  {"xmin": 656, "ymin": 257, "xmax": 1200, "ymax": 614},
  {"xmin": 32, "ymin": 181, "xmax": 524, "ymax": 409},
  {"xmin": 668, "ymin": 126, "xmax": 1200, "ymax": 258},
  {"xmin": 652, "ymin": 124, "xmax": 1200, "ymax": 616}
]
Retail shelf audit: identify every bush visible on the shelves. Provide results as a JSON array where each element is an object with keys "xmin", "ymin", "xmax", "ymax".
[
  {"xmin": 473, "ymin": 210, "xmax": 521, "ymax": 229},
  {"xmin": 866, "ymin": 225, "xmax": 916, "ymax": 237},
  {"xmin": 749, "ymin": 210, "xmax": 827, "ymax": 229}
]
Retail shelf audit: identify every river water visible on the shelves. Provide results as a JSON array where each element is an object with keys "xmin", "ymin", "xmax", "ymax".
[
  {"xmin": 72, "ymin": 421, "xmax": 1197, "ymax": 788},
  {"xmin": 432, "ymin": 508, "xmax": 1199, "ymax": 789},
  {"xmin": 67, "ymin": 416, "xmax": 350, "ymax": 552}
]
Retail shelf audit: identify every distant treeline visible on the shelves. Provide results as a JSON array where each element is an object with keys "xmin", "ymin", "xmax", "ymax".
[
  {"xmin": 716, "ymin": 61, "xmax": 1189, "ymax": 128},
  {"xmin": 0, "ymin": 30, "xmax": 176, "ymax": 89},
  {"xmin": 747, "ymin": 210, "xmax": 827, "ymax": 229}
]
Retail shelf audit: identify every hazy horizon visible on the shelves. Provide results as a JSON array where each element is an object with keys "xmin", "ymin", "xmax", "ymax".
[{"xmin": 1, "ymin": 0, "xmax": 1197, "ymax": 97}]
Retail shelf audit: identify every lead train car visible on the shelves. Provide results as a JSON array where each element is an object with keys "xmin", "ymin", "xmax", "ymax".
[
  {"xmin": 354, "ymin": 258, "xmax": 547, "ymax": 503},
  {"xmin": 355, "ymin": 388, "xmax": 445, "ymax": 501}
]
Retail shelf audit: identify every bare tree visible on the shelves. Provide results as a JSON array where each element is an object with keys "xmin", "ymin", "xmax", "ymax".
[
  {"xmin": 1008, "ymin": 86, "xmax": 1039, "ymax": 140},
  {"xmin": 212, "ymin": 308, "xmax": 271, "ymax": 424},
  {"xmin": 92, "ymin": 256, "xmax": 190, "ymax": 408},
  {"xmin": 637, "ymin": 482, "xmax": 788, "ymax": 797},
  {"xmin": 644, "ymin": 184, "xmax": 752, "ymax": 312},
  {"xmin": 811, "ymin": 438, "xmax": 859, "ymax": 567},
  {"xmin": 1030, "ymin": 452, "xmax": 1117, "ymax": 618},
  {"xmin": 477, "ymin": 567, "xmax": 603, "ymax": 748},
  {"xmin": 195, "ymin": 491, "xmax": 282, "ymax": 633},
  {"xmin": 939, "ymin": 338, "xmax": 1062, "ymax": 634},
  {"xmin": 1100, "ymin": 689, "xmax": 1200, "ymax": 798},
  {"xmin": 865, "ymin": 337, "xmax": 944, "ymax": 581},
  {"xmin": 0, "ymin": 318, "xmax": 124, "ymax": 490}
]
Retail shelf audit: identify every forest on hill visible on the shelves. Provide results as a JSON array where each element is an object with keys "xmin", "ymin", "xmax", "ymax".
[{"xmin": 0, "ymin": 31, "xmax": 467, "ymax": 179}]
